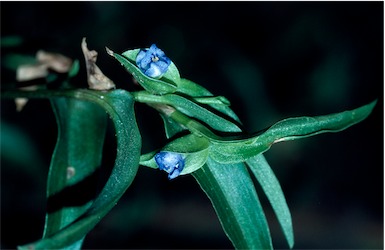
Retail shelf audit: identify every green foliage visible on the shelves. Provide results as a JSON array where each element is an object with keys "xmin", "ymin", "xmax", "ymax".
[
  {"xmin": 193, "ymin": 158, "xmax": 273, "ymax": 249},
  {"xmin": 208, "ymin": 100, "xmax": 377, "ymax": 164},
  {"xmin": 246, "ymin": 154, "xmax": 294, "ymax": 248},
  {"xmin": 42, "ymin": 98, "xmax": 108, "ymax": 248},
  {"xmin": 13, "ymin": 90, "xmax": 141, "ymax": 250},
  {"xmin": 1, "ymin": 43, "xmax": 376, "ymax": 250}
]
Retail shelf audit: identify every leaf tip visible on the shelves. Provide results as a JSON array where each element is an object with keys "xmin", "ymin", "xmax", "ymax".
[
  {"xmin": 286, "ymin": 233, "xmax": 295, "ymax": 249},
  {"xmin": 17, "ymin": 244, "xmax": 35, "ymax": 250},
  {"xmin": 105, "ymin": 47, "xmax": 115, "ymax": 57},
  {"xmin": 369, "ymin": 99, "xmax": 378, "ymax": 110},
  {"xmin": 81, "ymin": 39, "xmax": 115, "ymax": 90}
]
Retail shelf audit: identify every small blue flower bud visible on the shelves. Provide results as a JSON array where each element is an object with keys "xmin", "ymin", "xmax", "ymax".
[
  {"xmin": 155, "ymin": 151, "xmax": 185, "ymax": 180},
  {"xmin": 136, "ymin": 44, "xmax": 171, "ymax": 78}
]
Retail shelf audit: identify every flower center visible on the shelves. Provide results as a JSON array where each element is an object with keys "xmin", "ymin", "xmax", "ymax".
[{"xmin": 152, "ymin": 56, "xmax": 159, "ymax": 62}]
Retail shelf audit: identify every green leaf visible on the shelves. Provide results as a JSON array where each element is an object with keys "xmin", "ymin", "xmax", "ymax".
[
  {"xmin": 159, "ymin": 113, "xmax": 187, "ymax": 139},
  {"xmin": 210, "ymin": 100, "xmax": 377, "ymax": 163},
  {"xmin": 163, "ymin": 94, "xmax": 241, "ymax": 132},
  {"xmin": 43, "ymin": 97, "xmax": 108, "ymax": 249},
  {"xmin": 261, "ymin": 100, "xmax": 377, "ymax": 142},
  {"xmin": 3, "ymin": 53, "xmax": 36, "ymax": 71},
  {"xmin": 176, "ymin": 78, "xmax": 241, "ymax": 123},
  {"xmin": 246, "ymin": 154, "xmax": 294, "ymax": 248},
  {"xmin": 154, "ymin": 77, "xmax": 211, "ymax": 139},
  {"xmin": 120, "ymin": 48, "xmax": 141, "ymax": 61},
  {"xmin": 193, "ymin": 157, "xmax": 273, "ymax": 249},
  {"xmin": 18, "ymin": 89, "xmax": 141, "ymax": 249},
  {"xmin": 192, "ymin": 96, "xmax": 230, "ymax": 106},
  {"xmin": 109, "ymin": 49, "xmax": 177, "ymax": 94},
  {"xmin": 1, "ymin": 35, "xmax": 23, "ymax": 47},
  {"xmin": 176, "ymin": 78, "xmax": 213, "ymax": 96},
  {"xmin": 133, "ymin": 91, "xmax": 242, "ymax": 133},
  {"xmin": 139, "ymin": 151, "xmax": 158, "ymax": 169},
  {"xmin": 68, "ymin": 59, "xmax": 80, "ymax": 79}
]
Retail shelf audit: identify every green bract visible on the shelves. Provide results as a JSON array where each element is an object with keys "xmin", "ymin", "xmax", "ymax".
[
  {"xmin": 124, "ymin": 47, "xmax": 180, "ymax": 83},
  {"xmin": 140, "ymin": 134, "xmax": 210, "ymax": 176},
  {"xmin": 108, "ymin": 48, "xmax": 179, "ymax": 94}
]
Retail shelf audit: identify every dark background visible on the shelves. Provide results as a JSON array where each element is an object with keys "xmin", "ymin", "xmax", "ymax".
[{"xmin": 1, "ymin": 1, "xmax": 383, "ymax": 249}]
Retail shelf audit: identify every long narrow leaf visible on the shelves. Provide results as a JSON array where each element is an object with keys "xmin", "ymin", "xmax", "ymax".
[
  {"xmin": 246, "ymin": 154, "xmax": 294, "ymax": 248},
  {"xmin": 18, "ymin": 89, "xmax": 141, "ymax": 249},
  {"xmin": 159, "ymin": 113, "xmax": 186, "ymax": 139},
  {"xmin": 176, "ymin": 78, "xmax": 241, "ymax": 123},
  {"xmin": 193, "ymin": 157, "xmax": 273, "ymax": 249},
  {"xmin": 210, "ymin": 100, "xmax": 377, "ymax": 163},
  {"xmin": 43, "ymin": 98, "xmax": 108, "ymax": 249},
  {"xmin": 133, "ymin": 91, "xmax": 241, "ymax": 132}
]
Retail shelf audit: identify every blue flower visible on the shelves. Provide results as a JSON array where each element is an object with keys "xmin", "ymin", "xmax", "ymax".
[
  {"xmin": 155, "ymin": 151, "xmax": 185, "ymax": 180},
  {"xmin": 136, "ymin": 44, "xmax": 171, "ymax": 79}
]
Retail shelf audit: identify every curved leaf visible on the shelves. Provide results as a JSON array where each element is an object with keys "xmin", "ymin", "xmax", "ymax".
[
  {"xmin": 120, "ymin": 48, "xmax": 141, "ymax": 61},
  {"xmin": 176, "ymin": 78, "xmax": 241, "ymax": 123},
  {"xmin": 193, "ymin": 158, "xmax": 273, "ymax": 249},
  {"xmin": 176, "ymin": 78, "xmax": 213, "ymax": 96},
  {"xmin": 159, "ymin": 112, "xmax": 187, "ymax": 138},
  {"xmin": 246, "ymin": 154, "xmax": 294, "ymax": 248},
  {"xmin": 43, "ymin": 97, "xmax": 108, "ymax": 249},
  {"xmin": 18, "ymin": 89, "xmax": 141, "ymax": 249},
  {"xmin": 210, "ymin": 100, "xmax": 377, "ymax": 163},
  {"xmin": 133, "ymin": 91, "xmax": 241, "ymax": 133}
]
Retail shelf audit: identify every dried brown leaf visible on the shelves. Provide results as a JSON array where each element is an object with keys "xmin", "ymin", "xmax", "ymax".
[
  {"xmin": 16, "ymin": 64, "xmax": 48, "ymax": 82},
  {"xmin": 81, "ymin": 37, "xmax": 115, "ymax": 90},
  {"xmin": 36, "ymin": 50, "xmax": 73, "ymax": 73},
  {"xmin": 14, "ymin": 85, "xmax": 39, "ymax": 112}
]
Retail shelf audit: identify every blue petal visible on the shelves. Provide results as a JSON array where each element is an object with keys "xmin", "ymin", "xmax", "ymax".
[
  {"xmin": 155, "ymin": 50, "xmax": 166, "ymax": 59},
  {"xmin": 149, "ymin": 44, "xmax": 161, "ymax": 55},
  {"xmin": 154, "ymin": 60, "xmax": 170, "ymax": 72},
  {"xmin": 168, "ymin": 168, "xmax": 182, "ymax": 180},
  {"xmin": 136, "ymin": 48, "xmax": 152, "ymax": 71},
  {"xmin": 155, "ymin": 152, "xmax": 185, "ymax": 179},
  {"xmin": 161, "ymin": 56, "xmax": 171, "ymax": 65},
  {"xmin": 136, "ymin": 44, "xmax": 171, "ymax": 78},
  {"xmin": 145, "ymin": 63, "xmax": 163, "ymax": 78},
  {"xmin": 135, "ymin": 50, "xmax": 147, "ymax": 66},
  {"xmin": 139, "ymin": 54, "xmax": 152, "ymax": 70}
]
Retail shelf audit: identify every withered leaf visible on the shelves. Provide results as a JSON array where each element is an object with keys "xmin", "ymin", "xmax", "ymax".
[
  {"xmin": 15, "ymin": 50, "xmax": 74, "ymax": 111},
  {"xmin": 36, "ymin": 50, "xmax": 72, "ymax": 73},
  {"xmin": 16, "ymin": 64, "xmax": 48, "ymax": 82},
  {"xmin": 81, "ymin": 37, "xmax": 115, "ymax": 90},
  {"xmin": 14, "ymin": 85, "xmax": 39, "ymax": 112},
  {"xmin": 17, "ymin": 50, "xmax": 73, "ymax": 82}
]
